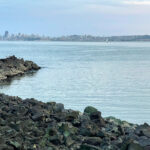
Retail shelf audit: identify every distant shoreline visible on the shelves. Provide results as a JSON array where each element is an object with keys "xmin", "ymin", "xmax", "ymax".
[
  {"xmin": 1, "ymin": 32, "xmax": 150, "ymax": 42},
  {"xmin": 0, "ymin": 40, "xmax": 150, "ymax": 43}
]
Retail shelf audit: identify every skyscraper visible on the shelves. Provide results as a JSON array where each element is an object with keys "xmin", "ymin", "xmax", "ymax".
[{"xmin": 4, "ymin": 31, "xmax": 9, "ymax": 39}]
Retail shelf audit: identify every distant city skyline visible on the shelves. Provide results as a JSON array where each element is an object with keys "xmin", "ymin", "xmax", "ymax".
[
  {"xmin": 1, "ymin": 30, "xmax": 150, "ymax": 42},
  {"xmin": 0, "ymin": 0, "xmax": 150, "ymax": 36}
]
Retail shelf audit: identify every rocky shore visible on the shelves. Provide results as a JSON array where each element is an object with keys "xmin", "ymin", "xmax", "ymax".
[
  {"xmin": 0, "ymin": 56, "xmax": 150, "ymax": 150},
  {"xmin": 0, "ymin": 56, "xmax": 40, "ymax": 83},
  {"xmin": 0, "ymin": 93, "xmax": 149, "ymax": 150}
]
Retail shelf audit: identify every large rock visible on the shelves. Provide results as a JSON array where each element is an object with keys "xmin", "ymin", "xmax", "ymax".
[
  {"xmin": 84, "ymin": 106, "xmax": 98, "ymax": 115},
  {"xmin": 135, "ymin": 123, "xmax": 150, "ymax": 138},
  {"xmin": 0, "ymin": 56, "xmax": 40, "ymax": 82},
  {"xmin": 84, "ymin": 106, "xmax": 105, "ymax": 127}
]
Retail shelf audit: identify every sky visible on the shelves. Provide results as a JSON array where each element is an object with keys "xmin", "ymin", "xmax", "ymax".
[{"xmin": 0, "ymin": 0, "xmax": 150, "ymax": 36}]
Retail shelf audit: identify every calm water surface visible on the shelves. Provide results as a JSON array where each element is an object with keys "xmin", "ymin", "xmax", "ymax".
[{"xmin": 0, "ymin": 41, "xmax": 150, "ymax": 124}]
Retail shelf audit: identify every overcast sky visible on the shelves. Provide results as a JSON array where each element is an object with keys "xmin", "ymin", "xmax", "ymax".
[{"xmin": 0, "ymin": 0, "xmax": 150, "ymax": 36}]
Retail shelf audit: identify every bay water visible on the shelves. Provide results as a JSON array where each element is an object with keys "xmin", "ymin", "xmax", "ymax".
[{"xmin": 0, "ymin": 41, "xmax": 150, "ymax": 124}]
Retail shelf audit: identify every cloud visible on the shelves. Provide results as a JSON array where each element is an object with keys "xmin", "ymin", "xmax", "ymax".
[
  {"xmin": 124, "ymin": 0, "xmax": 150, "ymax": 5},
  {"xmin": 84, "ymin": 2, "xmax": 150, "ymax": 16}
]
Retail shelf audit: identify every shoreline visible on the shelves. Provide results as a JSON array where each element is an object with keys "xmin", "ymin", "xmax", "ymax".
[
  {"xmin": 0, "ymin": 56, "xmax": 150, "ymax": 149},
  {"xmin": 0, "ymin": 93, "xmax": 150, "ymax": 150}
]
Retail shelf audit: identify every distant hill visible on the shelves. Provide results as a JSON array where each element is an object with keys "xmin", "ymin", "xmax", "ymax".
[
  {"xmin": 50, "ymin": 35, "xmax": 150, "ymax": 42},
  {"xmin": 0, "ymin": 32, "xmax": 150, "ymax": 42}
]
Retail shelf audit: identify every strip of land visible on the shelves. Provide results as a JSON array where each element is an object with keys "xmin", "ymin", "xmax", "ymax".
[
  {"xmin": 1, "ymin": 32, "xmax": 150, "ymax": 42},
  {"xmin": 0, "ymin": 56, "xmax": 149, "ymax": 150},
  {"xmin": 0, "ymin": 56, "xmax": 40, "ymax": 83}
]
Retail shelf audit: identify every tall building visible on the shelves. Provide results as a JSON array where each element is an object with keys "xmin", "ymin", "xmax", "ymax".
[{"xmin": 4, "ymin": 31, "xmax": 9, "ymax": 39}]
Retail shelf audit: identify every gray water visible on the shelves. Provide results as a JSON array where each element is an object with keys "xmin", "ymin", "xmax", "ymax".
[{"xmin": 0, "ymin": 41, "xmax": 150, "ymax": 124}]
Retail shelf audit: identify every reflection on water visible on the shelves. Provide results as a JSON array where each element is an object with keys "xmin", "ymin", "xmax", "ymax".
[
  {"xmin": 0, "ymin": 71, "xmax": 38, "ymax": 88},
  {"xmin": 0, "ymin": 41, "xmax": 150, "ymax": 124}
]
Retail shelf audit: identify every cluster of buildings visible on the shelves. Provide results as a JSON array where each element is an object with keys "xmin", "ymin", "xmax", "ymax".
[
  {"xmin": 0, "ymin": 31, "xmax": 50, "ymax": 41},
  {"xmin": 0, "ymin": 31, "xmax": 150, "ymax": 41}
]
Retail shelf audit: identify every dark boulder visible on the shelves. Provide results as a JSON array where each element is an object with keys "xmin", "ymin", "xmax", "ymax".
[{"xmin": 84, "ymin": 106, "xmax": 98, "ymax": 116}]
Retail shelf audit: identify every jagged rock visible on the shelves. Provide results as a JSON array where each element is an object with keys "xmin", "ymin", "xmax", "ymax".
[
  {"xmin": 80, "ymin": 120, "xmax": 100, "ymax": 136},
  {"xmin": 65, "ymin": 111, "xmax": 80, "ymax": 122},
  {"xmin": 90, "ymin": 111, "xmax": 105, "ymax": 127},
  {"xmin": 135, "ymin": 123, "xmax": 150, "ymax": 138},
  {"xmin": 0, "ymin": 56, "xmax": 40, "ymax": 82},
  {"xmin": 84, "ymin": 106, "xmax": 105, "ymax": 127}
]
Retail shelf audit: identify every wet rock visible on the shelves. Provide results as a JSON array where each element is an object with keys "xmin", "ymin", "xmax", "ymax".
[
  {"xmin": 54, "ymin": 103, "xmax": 64, "ymax": 113},
  {"xmin": 105, "ymin": 117, "xmax": 133, "ymax": 128},
  {"xmin": 65, "ymin": 111, "xmax": 80, "ymax": 122},
  {"xmin": 135, "ymin": 123, "xmax": 150, "ymax": 138},
  {"xmin": 0, "ymin": 56, "xmax": 40, "ymax": 83},
  {"xmin": 84, "ymin": 106, "xmax": 98, "ymax": 116},
  {"xmin": 80, "ymin": 121, "xmax": 100, "ymax": 136},
  {"xmin": 84, "ymin": 106, "xmax": 105, "ymax": 127},
  {"xmin": 90, "ymin": 111, "xmax": 105, "ymax": 127}
]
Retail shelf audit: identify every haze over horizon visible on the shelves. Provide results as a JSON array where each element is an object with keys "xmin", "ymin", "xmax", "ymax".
[{"xmin": 0, "ymin": 0, "xmax": 150, "ymax": 36}]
